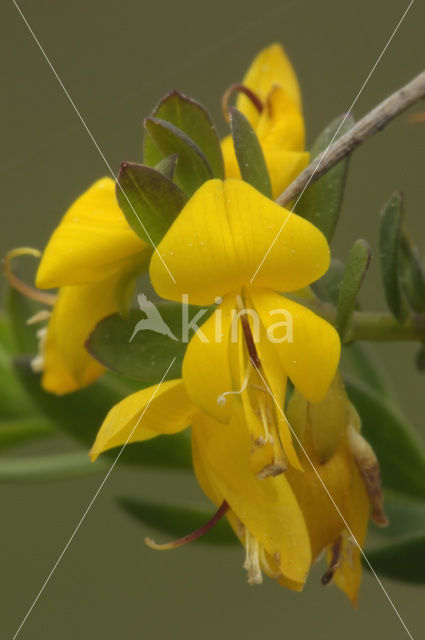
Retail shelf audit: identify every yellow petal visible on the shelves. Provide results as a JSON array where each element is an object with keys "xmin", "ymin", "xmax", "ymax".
[
  {"xmin": 191, "ymin": 409, "xmax": 311, "ymax": 584},
  {"xmin": 36, "ymin": 177, "xmax": 149, "ymax": 288},
  {"xmin": 256, "ymin": 86, "xmax": 305, "ymax": 152},
  {"xmin": 150, "ymin": 179, "xmax": 331, "ymax": 305},
  {"xmin": 182, "ymin": 295, "xmax": 235, "ymax": 423},
  {"xmin": 90, "ymin": 379, "xmax": 195, "ymax": 460},
  {"xmin": 41, "ymin": 266, "xmax": 139, "ymax": 393},
  {"xmin": 237, "ymin": 43, "xmax": 301, "ymax": 129},
  {"xmin": 332, "ymin": 469, "xmax": 369, "ymax": 605},
  {"xmin": 251, "ymin": 290, "xmax": 340, "ymax": 403},
  {"xmin": 263, "ymin": 150, "xmax": 309, "ymax": 200},
  {"xmin": 221, "ymin": 136, "xmax": 309, "ymax": 200}
]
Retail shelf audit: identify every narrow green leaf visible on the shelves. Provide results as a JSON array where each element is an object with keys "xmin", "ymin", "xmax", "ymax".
[
  {"xmin": 117, "ymin": 162, "xmax": 187, "ymax": 245},
  {"xmin": 0, "ymin": 416, "xmax": 54, "ymax": 450},
  {"xmin": 341, "ymin": 342, "xmax": 391, "ymax": 400},
  {"xmin": 345, "ymin": 374, "xmax": 425, "ymax": 499},
  {"xmin": 87, "ymin": 303, "xmax": 191, "ymax": 382},
  {"xmin": 311, "ymin": 258, "xmax": 345, "ymax": 305},
  {"xmin": 144, "ymin": 118, "xmax": 213, "ymax": 196},
  {"xmin": 336, "ymin": 239, "xmax": 371, "ymax": 342},
  {"xmin": 118, "ymin": 497, "xmax": 236, "ymax": 546},
  {"xmin": 295, "ymin": 114, "xmax": 354, "ymax": 240},
  {"xmin": 370, "ymin": 494, "xmax": 425, "ymax": 539},
  {"xmin": 154, "ymin": 154, "xmax": 178, "ymax": 180},
  {"xmin": 416, "ymin": 343, "xmax": 425, "ymax": 371},
  {"xmin": 4, "ymin": 286, "xmax": 41, "ymax": 354},
  {"xmin": 229, "ymin": 106, "xmax": 272, "ymax": 198},
  {"xmin": 0, "ymin": 341, "xmax": 34, "ymax": 417},
  {"xmin": 0, "ymin": 452, "xmax": 107, "ymax": 483},
  {"xmin": 379, "ymin": 192, "xmax": 408, "ymax": 323},
  {"xmin": 399, "ymin": 228, "xmax": 425, "ymax": 313},
  {"xmin": 366, "ymin": 532, "xmax": 425, "ymax": 584},
  {"xmin": 14, "ymin": 359, "xmax": 192, "ymax": 470},
  {"xmin": 144, "ymin": 91, "xmax": 224, "ymax": 179}
]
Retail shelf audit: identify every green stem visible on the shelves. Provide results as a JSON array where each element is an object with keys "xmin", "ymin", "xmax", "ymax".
[
  {"xmin": 296, "ymin": 298, "xmax": 425, "ymax": 343},
  {"xmin": 0, "ymin": 416, "xmax": 54, "ymax": 450}
]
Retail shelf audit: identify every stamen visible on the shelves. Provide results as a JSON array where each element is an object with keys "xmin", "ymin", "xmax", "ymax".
[
  {"xmin": 145, "ymin": 500, "xmax": 229, "ymax": 551},
  {"xmin": 217, "ymin": 364, "xmax": 251, "ymax": 405},
  {"xmin": 221, "ymin": 84, "xmax": 264, "ymax": 123},
  {"xmin": 27, "ymin": 310, "xmax": 51, "ymax": 325},
  {"xmin": 321, "ymin": 537, "xmax": 342, "ymax": 586},
  {"xmin": 3, "ymin": 248, "xmax": 57, "ymax": 306},
  {"xmin": 243, "ymin": 530, "xmax": 263, "ymax": 585}
]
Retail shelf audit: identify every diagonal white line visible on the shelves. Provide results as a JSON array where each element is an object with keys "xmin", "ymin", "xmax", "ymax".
[
  {"xmin": 11, "ymin": 0, "xmax": 176, "ymax": 284},
  {"xmin": 11, "ymin": 357, "xmax": 176, "ymax": 640},
  {"xmin": 250, "ymin": 0, "xmax": 415, "ymax": 285},
  {"xmin": 252, "ymin": 362, "xmax": 414, "ymax": 640}
]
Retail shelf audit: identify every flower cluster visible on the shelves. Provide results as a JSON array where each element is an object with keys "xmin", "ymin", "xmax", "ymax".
[{"xmin": 29, "ymin": 44, "xmax": 386, "ymax": 603}]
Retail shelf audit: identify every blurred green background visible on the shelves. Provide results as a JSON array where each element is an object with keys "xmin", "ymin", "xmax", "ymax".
[{"xmin": 1, "ymin": 0, "xmax": 424, "ymax": 637}]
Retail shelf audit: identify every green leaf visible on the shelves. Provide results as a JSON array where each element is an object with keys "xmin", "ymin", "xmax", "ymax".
[
  {"xmin": 371, "ymin": 494, "xmax": 425, "ymax": 539},
  {"xmin": 311, "ymin": 259, "xmax": 345, "ymax": 305},
  {"xmin": 116, "ymin": 162, "xmax": 187, "ymax": 245},
  {"xmin": 399, "ymin": 228, "xmax": 425, "ymax": 313},
  {"xmin": 87, "ymin": 301, "xmax": 212, "ymax": 382},
  {"xmin": 341, "ymin": 342, "xmax": 391, "ymax": 400},
  {"xmin": 0, "ymin": 416, "xmax": 54, "ymax": 450},
  {"xmin": 229, "ymin": 106, "xmax": 272, "ymax": 198},
  {"xmin": 345, "ymin": 374, "xmax": 425, "ymax": 500},
  {"xmin": 144, "ymin": 91, "xmax": 224, "ymax": 179},
  {"xmin": 335, "ymin": 239, "xmax": 371, "ymax": 342},
  {"xmin": 0, "ymin": 341, "xmax": 34, "ymax": 417},
  {"xmin": 366, "ymin": 532, "xmax": 425, "ymax": 584},
  {"xmin": 295, "ymin": 114, "xmax": 354, "ymax": 240},
  {"xmin": 4, "ymin": 286, "xmax": 41, "ymax": 354},
  {"xmin": 144, "ymin": 118, "xmax": 212, "ymax": 196},
  {"xmin": 154, "ymin": 154, "xmax": 178, "ymax": 180},
  {"xmin": 379, "ymin": 192, "xmax": 408, "ymax": 323},
  {"xmin": 118, "ymin": 497, "xmax": 236, "ymax": 546},
  {"xmin": 0, "ymin": 452, "xmax": 107, "ymax": 483},
  {"xmin": 14, "ymin": 358, "xmax": 192, "ymax": 470}
]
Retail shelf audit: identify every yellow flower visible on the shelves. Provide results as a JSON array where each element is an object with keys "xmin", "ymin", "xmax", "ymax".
[
  {"xmin": 90, "ymin": 177, "xmax": 354, "ymax": 592},
  {"xmin": 149, "ymin": 178, "xmax": 340, "ymax": 474},
  {"xmin": 90, "ymin": 380, "xmax": 313, "ymax": 587},
  {"xmin": 35, "ymin": 178, "xmax": 151, "ymax": 394},
  {"xmin": 221, "ymin": 43, "xmax": 309, "ymax": 198},
  {"xmin": 286, "ymin": 376, "xmax": 387, "ymax": 605},
  {"xmin": 89, "ymin": 368, "xmax": 385, "ymax": 600}
]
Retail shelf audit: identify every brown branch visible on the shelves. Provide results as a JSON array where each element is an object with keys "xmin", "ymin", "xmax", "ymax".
[{"xmin": 276, "ymin": 70, "xmax": 425, "ymax": 207}]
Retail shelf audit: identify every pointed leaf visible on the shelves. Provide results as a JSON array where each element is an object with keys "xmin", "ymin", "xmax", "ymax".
[
  {"xmin": 144, "ymin": 91, "xmax": 224, "ymax": 179},
  {"xmin": 0, "ymin": 452, "xmax": 107, "ymax": 483},
  {"xmin": 154, "ymin": 154, "xmax": 178, "ymax": 180},
  {"xmin": 0, "ymin": 416, "xmax": 54, "ymax": 450},
  {"xmin": 336, "ymin": 239, "xmax": 371, "ymax": 341},
  {"xmin": 379, "ymin": 192, "xmax": 408, "ymax": 323},
  {"xmin": 370, "ymin": 494, "xmax": 425, "ymax": 539},
  {"xmin": 311, "ymin": 258, "xmax": 345, "ymax": 305},
  {"xmin": 5, "ymin": 285, "xmax": 41, "ymax": 354},
  {"xmin": 86, "ymin": 302, "xmax": 203, "ymax": 382},
  {"xmin": 399, "ymin": 228, "xmax": 425, "ymax": 313},
  {"xmin": 229, "ymin": 106, "xmax": 272, "ymax": 198},
  {"xmin": 295, "ymin": 114, "xmax": 354, "ymax": 240},
  {"xmin": 117, "ymin": 162, "xmax": 187, "ymax": 245},
  {"xmin": 341, "ymin": 342, "xmax": 391, "ymax": 400},
  {"xmin": 144, "ymin": 118, "xmax": 213, "ymax": 196},
  {"xmin": 366, "ymin": 532, "xmax": 425, "ymax": 584},
  {"xmin": 14, "ymin": 358, "xmax": 192, "ymax": 470},
  {"xmin": 118, "ymin": 497, "xmax": 236, "ymax": 546},
  {"xmin": 345, "ymin": 374, "xmax": 425, "ymax": 500}
]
